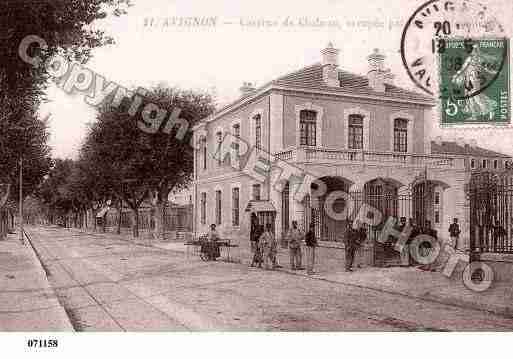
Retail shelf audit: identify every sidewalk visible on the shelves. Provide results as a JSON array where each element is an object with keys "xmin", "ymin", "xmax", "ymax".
[
  {"xmin": 0, "ymin": 232, "xmax": 74, "ymax": 331},
  {"xmin": 70, "ymin": 227, "xmax": 513, "ymax": 319}
]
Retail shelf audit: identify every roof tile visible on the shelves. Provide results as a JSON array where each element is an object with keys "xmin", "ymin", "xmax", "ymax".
[{"xmin": 431, "ymin": 141, "xmax": 511, "ymax": 158}]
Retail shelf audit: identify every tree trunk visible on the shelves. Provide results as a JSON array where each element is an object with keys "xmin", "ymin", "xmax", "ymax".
[
  {"xmin": 132, "ymin": 208, "xmax": 139, "ymax": 238},
  {"xmin": 153, "ymin": 201, "xmax": 165, "ymax": 241},
  {"xmin": 116, "ymin": 203, "xmax": 122, "ymax": 235}
]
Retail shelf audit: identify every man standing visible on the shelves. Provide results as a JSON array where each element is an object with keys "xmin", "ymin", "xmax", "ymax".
[
  {"xmin": 206, "ymin": 223, "xmax": 221, "ymax": 261},
  {"xmin": 259, "ymin": 223, "xmax": 277, "ymax": 270},
  {"xmin": 305, "ymin": 222, "xmax": 317, "ymax": 275},
  {"xmin": 345, "ymin": 222, "xmax": 363, "ymax": 272},
  {"xmin": 287, "ymin": 221, "xmax": 304, "ymax": 270},
  {"xmin": 250, "ymin": 214, "xmax": 263, "ymax": 267},
  {"xmin": 448, "ymin": 218, "xmax": 461, "ymax": 250}
]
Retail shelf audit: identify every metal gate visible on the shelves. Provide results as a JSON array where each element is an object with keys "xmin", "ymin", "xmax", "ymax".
[
  {"xmin": 468, "ymin": 171, "xmax": 513, "ymax": 256},
  {"xmin": 311, "ymin": 179, "xmax": 434, "ymax": 243}
]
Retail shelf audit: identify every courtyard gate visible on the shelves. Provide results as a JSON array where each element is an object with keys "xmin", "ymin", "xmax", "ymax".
[{"xmin": 468, "ymin": 171, "xmax": 513, "ymax": 258}]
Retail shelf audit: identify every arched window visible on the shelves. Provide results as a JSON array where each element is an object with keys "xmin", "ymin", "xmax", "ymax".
[
  {"xmin": 348, "ymin": 114, "xmax": 364, "ymax": 150},
  {"xmin": 300, "ymin": 110, "xmax": 317, "ymax": 146},
  {"xmin": 393, "ymin": 118, "xmax": 408, "ymax": 153}
]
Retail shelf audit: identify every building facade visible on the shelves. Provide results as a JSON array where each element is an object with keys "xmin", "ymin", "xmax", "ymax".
[{"xmin": 191, "ymin": 44, "xmax": 506, "ymax": 255}]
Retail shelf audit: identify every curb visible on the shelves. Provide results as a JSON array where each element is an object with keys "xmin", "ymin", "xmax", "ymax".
[
  {"xmin": 58, "ymin": 226, "xmax": 513, "ymax": 320},
  {"xmin": 23, "ymin": 229, "xmax": 75, "ymax": 332}
]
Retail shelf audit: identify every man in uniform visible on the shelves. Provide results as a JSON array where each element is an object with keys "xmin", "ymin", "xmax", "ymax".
[
  {"xmin": 287, "ymin": 221, "xmax": 304, "ymax": 270},
  {"xmin": 345, "ymin": 221, "xmax": 364, "ymax": 272},
  {"xmin": 448, "ymin": 218, "xmax": 461, "ymax": 250}
]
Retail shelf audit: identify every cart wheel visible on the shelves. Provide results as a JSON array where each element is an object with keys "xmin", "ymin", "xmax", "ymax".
[{"xmin": 200, "ymin": 252, "xmax": 209, "ymax": 261}]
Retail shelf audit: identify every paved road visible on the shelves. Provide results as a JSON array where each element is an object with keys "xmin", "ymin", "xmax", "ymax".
[{"xmin": 26, "ymin": 226, "xmax": 513, "ymax": 331}]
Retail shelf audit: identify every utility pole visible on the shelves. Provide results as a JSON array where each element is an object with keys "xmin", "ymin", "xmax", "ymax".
[{"xmin": 19, "ymin": 156, "xmax": 24, "ymax": 245}]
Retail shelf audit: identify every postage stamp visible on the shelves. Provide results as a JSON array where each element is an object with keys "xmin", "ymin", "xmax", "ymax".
[
  {"xmin": 438, "ymin": 37, "xmax": 510, "ymax": 125},
  {"xmin": 400, "ymin": 0, "xmax": 511, "ymax": 126}
]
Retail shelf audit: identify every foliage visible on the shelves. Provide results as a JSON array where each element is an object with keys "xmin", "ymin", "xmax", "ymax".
[{"xmin": 0, "ymin": 0, "xmax": 131, "ymax": 203}]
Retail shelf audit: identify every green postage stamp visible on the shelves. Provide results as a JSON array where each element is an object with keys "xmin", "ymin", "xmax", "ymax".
[{"xmin": 439, "ymin": 38, "xmax": 510, "ymax": 125}]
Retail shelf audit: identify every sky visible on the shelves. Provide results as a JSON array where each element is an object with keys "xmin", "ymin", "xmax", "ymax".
[{"xmin": 39, "ymin": 0, "xmax": 513, "ymax": 159}]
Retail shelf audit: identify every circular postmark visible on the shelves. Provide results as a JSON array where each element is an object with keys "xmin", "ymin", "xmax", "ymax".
[{"xmin": 401, "ymin": 0, "xmax": 507, "ymax": 99}]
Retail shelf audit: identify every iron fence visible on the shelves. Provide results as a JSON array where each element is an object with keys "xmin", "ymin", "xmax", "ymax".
[{"xmin": 468, "ymin": 171, "xmax": 513, "ymax": 255}]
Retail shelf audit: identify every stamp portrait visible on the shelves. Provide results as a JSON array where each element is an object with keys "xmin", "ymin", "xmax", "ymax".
[{"xmin": 438, "ymin": 37, "xmax": 510, "ymax": 125}]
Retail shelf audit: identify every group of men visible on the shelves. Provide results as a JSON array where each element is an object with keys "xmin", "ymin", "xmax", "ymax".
[{"xmin": 250, "ymin": 216, "xmax": 318, "ymax": 274}]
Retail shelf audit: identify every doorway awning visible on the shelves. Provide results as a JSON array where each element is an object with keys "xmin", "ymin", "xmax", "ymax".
[{"xmin": 245, "ymin": 200, "xmax": 276, "ymax": 213}]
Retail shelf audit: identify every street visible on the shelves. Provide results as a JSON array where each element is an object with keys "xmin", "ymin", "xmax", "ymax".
[{"xmin": 25, "ymin": 226, "xmax": 513, "ymax": 331}]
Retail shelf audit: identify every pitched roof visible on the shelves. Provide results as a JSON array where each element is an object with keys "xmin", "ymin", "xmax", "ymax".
[
  {"xmin": 204, "ymin": 62, "xmax": 434, "ymax": 123},
  {"xmin": 271, "ymin": 63, "xmax": 433, "ymax": 102},
  {"xmin": 431, "ymin": 141, "xmax": 511, "ymax": 159}
]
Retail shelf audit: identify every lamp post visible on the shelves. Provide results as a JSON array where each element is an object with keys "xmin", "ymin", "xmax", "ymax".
[{"xmin": 12, "ymin": 123, "xmax": 36, "ymax": 245}]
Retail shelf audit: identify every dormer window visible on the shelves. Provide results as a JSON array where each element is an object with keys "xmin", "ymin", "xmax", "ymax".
[
  {"xmin": 393, "ymin": 118, "xmax": 408, "ymax": 153},
  {"xmin": 300, "ymin": 110, "xmax": 317, "ymax": 146},
  {"xmin": 348, "ymin": 115, "xmax": 364, "ymax": 150}
]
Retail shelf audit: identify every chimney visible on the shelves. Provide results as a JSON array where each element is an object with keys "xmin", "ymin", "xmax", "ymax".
[
  {"xmin": 435, "ymin": 136, "xmax": 443, "ymax": 146},
  {"xmin": 321, "ymin": 42, "xmax": 340, "ymax": 87},
  {"xmin": 456, "ymin": 137, "xmax": 465, "ymax": 147},
  {"xmin": 367, "ymin": 48, "xmax": 388, "ymax": 92},
  {"xmin": 383, "ymin": 68, "xmax": 395, "ymax": 86},
  {"xmin": 239, "ymin": 82, "xmax": 256, "ymax": 97}
]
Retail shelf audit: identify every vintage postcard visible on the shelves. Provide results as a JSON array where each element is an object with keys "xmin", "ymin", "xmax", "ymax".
[{"xmin": 1, "ymin": 0, "xmax": 513, "ymax": 357}]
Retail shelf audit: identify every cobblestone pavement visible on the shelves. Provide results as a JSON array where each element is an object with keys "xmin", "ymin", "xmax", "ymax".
[{"xmin": 25, "ymin": 226, "xmax": 513, "ymax": 331}]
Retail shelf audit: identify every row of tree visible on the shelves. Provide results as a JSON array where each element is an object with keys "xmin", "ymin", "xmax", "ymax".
[
  {"xmin": 2, "ymin": 1, "xmax": 216, "ymax": 238},
  {"xmin": 0, "ymin": 0, "xmax": 131, "ymax": 237},
  {"xmin": 38, "ymin": 86, "xmax": 215, "ymax": 237}
]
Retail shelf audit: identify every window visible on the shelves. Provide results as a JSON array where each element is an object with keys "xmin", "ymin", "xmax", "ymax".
[
  {"xmin": 216, "ymin": 131, "xmax": 223, "ymax": 166},
  {"xmin": 435, "ymin": 210, "xmax": 440, "ymax": 224},
  {"xmin": 200, "ymin": 192, "xmax": 206, "ymax": 225},
  {"xmin": 348, "ymin": 114, "xmax": 364, "ymax": 150},
  {"xmin": 470, "ymin": 159, "xmax": 475, "ymax": 169},
  {"xmin": 494, "ymin": 159, "xmax": 499, "ymax": 169},
  {"xmin": 393, "ymin": 118, "xmax": 408, "ymax": 153},
  {"xmin": 254, "ymin": 114, "xmax": 262, "ymax": 150},
  {"xmin": 482, "ymin": 159, "xmax": 487, "ymax": 169},
  {"xmin": 232, "ymin": 187, "xmax": 240, "ymax": 226},
  {"xmin": 434, "ymin": 191, "xmax": 440, "ymax": 205},
  {"xmin": 202, "ymin": 138, "xmax": 207, "ymax": 170},
  {"xmin": 233, "ymin": 123, "xmax": 240, "ymax": 158},
  {"xmin": 215, "ymin": 190, "xmax": 222, "ymax": 225},
  {"xmin": 233, "ymin": 123, "xmax": 241, "ymax": 138},
  {"xmin": 252, "ymin": 184, "xmax": 261, "ymax": 201},
  {"xmin": 300, "ymin": 110, "xmax": 317, "ymax": 146}
]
